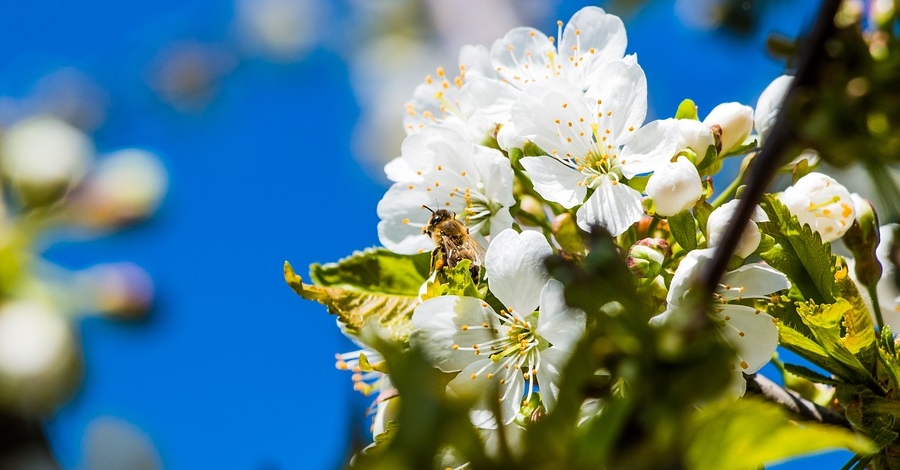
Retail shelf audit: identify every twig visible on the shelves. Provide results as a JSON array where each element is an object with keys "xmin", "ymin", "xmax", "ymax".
[
  {"xmin": 696, "ymin": 0, "xmax": 844, "ymax": 328},
  {"xmin": 744, "ymin": 373, "xmax": 850, "ymax": 428}
]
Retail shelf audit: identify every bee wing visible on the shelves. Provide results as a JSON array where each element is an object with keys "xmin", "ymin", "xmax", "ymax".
[{"xmin": 441, "ymin": 233, "xmax": 486, "ymax": 268}]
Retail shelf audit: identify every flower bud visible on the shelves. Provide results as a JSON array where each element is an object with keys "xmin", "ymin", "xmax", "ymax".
[
  {"xmin": 77, "ymin": 262, "xmax": 155, "ymax": 320},
  {"xmin": 644, "ymin": 156, "xmax": 702, "ymax": 216},
  {"xmin": 703, "ymin": 102, "xmax": 753, "ymax": 155},
  {"xmin": 779, "ymin": 172, "xmax": 855, "ymax": 242},
  {"xmin": 0, "ymin": 116, "xmax": 93, "ymax": 206},
  {"xmin": 70, "ymin": 149, "xmax": 168, "ymax": 228},
  {"xmin": 551, "ymin": 213, "xmax": 585, "ymax": 255},
  {"xmin": 626, "ymin": 238, "xmax": 670, "ymax": 278},
  {"xmin": 516, "ymin": 195, "xmax": 546, "ymax": 227},
  {"xmin": 706, "ymin": 199, "xmax": 768, "ymax": 258},
  {"xmin": 676, "ymin": 119, "xmax": 716, "ymax": 164},
  {"xmin": 843, "ymin": 194, "xmax": 882, "ymax": 287},
  {"xmin": 755, "ymin": 75, "xmax": 794, "ymax": 144},
  {"xmin": 0, "ymin": 300, "xmax": 79, "ymax": 413}
]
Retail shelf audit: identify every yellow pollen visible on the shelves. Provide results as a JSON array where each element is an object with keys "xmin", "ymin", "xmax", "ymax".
[
  {"xmin": 470, "ymin": 373, "xmax": 477, "ymax": 379},
  {"xmin": 482, "ymin": 322, "xmax": 488, "ymax": 328},
  {"xmin": 739, "ymin": 331, "xmax": 745, "ymax": 337},
  {"xmin": 629, "ymin": 126, "xmax": 635, "ymax": 131},
  {"xmin": 555, "ymin": 119, "xmax": 561, "ymax": 124},
  {"xmin": 402, "ymin": 218, "xmax": 409, "ymax": 224},
  {"xmin": 461, "ymin": 325, "xmax": 469, "ymax": 331},
  {"xmin": 530, "ymin": 31, "xmax": 536, "ymax": 37},
  {"xmin": 557, "ymin": 20, "xmax": 563, "ymax": 26},
  {"xmin": 841, "ymin": 204, "xmax": 853, "ymax": 218},
  {"xmin": 437, "ymin": 165, "xmax": 443, "ymax": 171},
  {"xmin": 407, "ymin": 184, "xmax": 414, "ymax": 190},
  {"xmin": 589, "ymin": 48, "xmax": 596, "ymax": 53},
  {"xmin": 461, "ymin": 171, "xmax": 467, "ymax": 176},
  {"xmin": 487, "ymin": 373, "xmax": 494, "ymax": 379},
  {"xmin": 562, "ymin": 103, "xmax": 568, "ymax": 108},
  {"xmin": 436, "ymin": 67, "xmax": 445, "ymax": 77},
  {"xmin": 724, "ymin": 315, "xmax": 731, "ymax": 321},
  {"xmin": 452, "ymin": 344, "xmax": 459, "ymax": 350},
  {"xmin": 740, "ymin": 360, "xmax": 749, "ymax": 370},
  {"xmin": 567, "ymin": 121, "xmax": 573, "ymax": 127}
]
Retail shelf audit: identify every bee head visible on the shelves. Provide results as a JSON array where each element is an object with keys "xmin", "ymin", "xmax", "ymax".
[{"xmin": 422, "ymin": 205, "xmax": 456, "ymax": 234}]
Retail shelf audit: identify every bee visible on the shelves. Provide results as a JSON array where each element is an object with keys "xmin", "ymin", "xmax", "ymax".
[{"xmin": 422, "ymin": 206, "xmax": 485, "ymax": 282}]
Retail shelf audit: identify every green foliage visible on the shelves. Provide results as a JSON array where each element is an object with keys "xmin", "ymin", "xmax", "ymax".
[
  {"xmin": 758, "ymin": 193, "xmax": 837, "ymax": 304},
  {"xmin": 668, "ymin": 210, "xmax": 698, "ymax": 250},
  {"xmin": 422, "ymin": 259, "xmax": 482, "ymax": 300},
  {"xmin": 284, "ymin": 257, "xmax": 422, "ymax": 342},
  {"xmin": 686, "ymin": 398, "xmax": 875, "ymax": 470},
  {"xmin": 310, "ymin": 248, "xmax": 431, "ymax": 295}
]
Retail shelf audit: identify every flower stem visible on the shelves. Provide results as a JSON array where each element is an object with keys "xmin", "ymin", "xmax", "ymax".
[{"xmin": 869, "ymin": 283, "xmax": 886, "ymax": 330}]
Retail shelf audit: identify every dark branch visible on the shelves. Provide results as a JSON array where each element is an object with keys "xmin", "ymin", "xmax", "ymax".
[
  {"xmin": 696, "ymin": 0, "xmax": 843, "ymax": 326},
  {"xmin": 744, "ymin": 373, "xmax": 851, "ymax": 429}
]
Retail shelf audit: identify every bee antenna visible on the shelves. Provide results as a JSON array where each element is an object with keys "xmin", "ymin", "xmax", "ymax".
[{"xmin": 422, "ymin": 205, "xmax": 435, "ymax": 214}]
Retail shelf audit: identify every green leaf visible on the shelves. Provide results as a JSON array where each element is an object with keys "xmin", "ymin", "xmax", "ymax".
[
  {"xmin": 693, "ymin": 201, "xmax": 714, "ymax": 239},
  {"xmin": 782, "ymin": 362, "xmax": 844, "ymax": 386},
  {"xmin": 696, "ymin": 144, "xmax": 719, "ymax": 172},
  {"xmin": 310, "ymin": 248, "xmax": 431, "ymax": 295},
  {"xmin": 838, "ymin": 385, "xmax": 900, "ymax": 449},
  {"xmin": 675, "ymin": 99, "xmax": 698, "ymax": 120},
  {"xmin": 422, "ymin": 259, "xmax": 482, "ymax": 300},
  {"xmin": 719, "ymin": 138, "xmax": 758, "ymax": 159},
  {"xmin": 777, "ymin": 322, "xmax": 861, "ymax": 383},
  {"xmin": 686, "ymin": 398, "xmax": 875, "ymax": 470},
  {"xmin": 668, "ymin": 210, "xmax": 698, "ymax": 250},
  {"xmin": 759, "ymin": 194, "xmax": 837, "ymax": 304},
  {"xmin": 835, "ymin": 274, "xmax": 877, "ymax": 368},
  {"xmin": 284, "ymin": 261, "xmax": 420, "ymax": 342},
  {"xmin": 797, "ymin": 300, "xmax": 879, "ymax": 388}
]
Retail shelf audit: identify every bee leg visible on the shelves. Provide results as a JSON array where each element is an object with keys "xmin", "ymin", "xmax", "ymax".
[
  {"xmin": 430, "ymin": 247, "xmax": 446, "ymax": 274},
  {"xmin": 469, "ymin": 264, "xmax": 480, "ymax": 284}
]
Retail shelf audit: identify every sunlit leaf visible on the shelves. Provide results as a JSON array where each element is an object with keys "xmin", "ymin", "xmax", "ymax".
[
  {"xmin": 686, "ymin": 398, "xmax": 875, "ymax": 470},
  {"xmin": 284, "ymin": 261, "xmax": 420, "ymax": 342}
]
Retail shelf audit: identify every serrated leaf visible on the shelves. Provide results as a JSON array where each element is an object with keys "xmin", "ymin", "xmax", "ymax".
[
  {"xmin": 668, "ymin": 210, "xmax": 697, "ymax": 250},
  {"xmin": 778, "ymin": 322, "xmax": 856, "ymax": 378},
  {"xmin": 686, "ymin": 398, "xmax": 875, "ymax": 470},
  {"xmin": 783, "ymin": 362, "xmax": 844, "ymax": 386},
  {"xmin": 284, "ymin": 261, "xmax": 420, "ymax": 342},
  {"xmin": 759, "ymin": 194, "xmax": 837, "ymax": 304},
  {"xmin": 838, "ymin": 385, "xmax": 900, "ymax": 449},
  {"xmin": 836, "ymin": 274, "xmax": 877, "ymax": 367},
  {"xmin": 798, "ymin": 300, "xmax": 880, "ymax": 388},
  {"xmin": 310, "ymin": 248, "xmax": 431, "ymax": 295}
]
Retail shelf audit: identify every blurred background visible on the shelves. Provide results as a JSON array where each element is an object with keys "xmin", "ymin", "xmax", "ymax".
[{"xmin": 0, "ymin": 0, "xmax": 846, "ymax": 468}]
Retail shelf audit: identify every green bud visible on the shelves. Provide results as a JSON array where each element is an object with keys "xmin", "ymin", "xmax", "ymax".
[
  {"xmin": 626, "ymin": 238, "xmax": 670, "ymax": 278},
  {"xmin": 515, "ymin": 393, "xmax": 544, "ymax": 427},
  {"xmin": 844, "ymin": 195, "xmax": 882, "ymax": 287},
  {"xmin": 552, "ymin": 213, "xmax": 586, "ymax": 256}
]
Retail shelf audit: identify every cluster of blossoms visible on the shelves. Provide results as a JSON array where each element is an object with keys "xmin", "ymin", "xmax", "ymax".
[
  {"xmin": 0, "ymin": 115, "xmax": 167, "ymax": 414},
  {"xmin": 293, "ymin": 6, "xmax": 898, "ymax": 464}
]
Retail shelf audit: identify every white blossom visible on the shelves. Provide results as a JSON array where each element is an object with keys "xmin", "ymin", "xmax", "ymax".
[
  {"xmin": 706, "ymin": 200, "xmax": 769, "ymax": 258},
  {"xmin": 410, "ymin": 229, "xmax": 586, "ymax": 425},
  {"xmin": 511, "ymin": 65, "xmax": 680, "ymax": 235},
  {"xmin": 377, "ymin": 129, "xmax": 515, "ymax": 254},
  {"xmin": 1, "ymin": 115, "xmax": 93, "ymax": 194},
  {"xmin": 703, "ymin": 102, "xmax": 753, "ymax": 154},
  {"xmin": 779, "ymin": 172, "xmax": 855, "ymax": 242},
  {"xmin": 754, "ymin": 75, "xmax": 794, "ymax": 144},
  {"xmin": 644, "ymin": 156, "xmax": 702, "ymax": 216},
  {"xmin": 651, "ymin": 248, "xmax": 789, "ymax": 396}
]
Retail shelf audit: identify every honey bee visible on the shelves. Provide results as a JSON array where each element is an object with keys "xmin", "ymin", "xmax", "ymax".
[{"xmin": 422, "ymin": 206, "xmax": 485, "ymax": 282}]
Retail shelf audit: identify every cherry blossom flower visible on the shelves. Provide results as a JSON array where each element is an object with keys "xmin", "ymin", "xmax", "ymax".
[
  {"xmin": 779, "ymin": 172, "xmax": 856, "ymax": 242},
  {"xmin": 377, "ymin": 129, "xmax": 515, "ymax": 255},
  {"xmin": 702, "ymin": 102, "xmax": 753, "ymax": 154},
  {"xmin": 706, "ymin": 200, "xmax": 769, "ymax": 258},
  {"xmin": 511, "ymin": 64, "xmax": 680, "ymax": 235},
  {"xmin": 644, "ymin": 156, "xmax": 703, "ymax": 216},
  {"xmin": 410, "ymin": 229, "xmax": 586, "ymax": 425},
  {"xmin": 651, "ymin": 248, "xmax": 790, "ymax": 396}
]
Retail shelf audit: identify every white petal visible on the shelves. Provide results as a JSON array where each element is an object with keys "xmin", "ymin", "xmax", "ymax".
[
  {"xmin": 755, "ymin": 75, "xmax": 793, "ymax": 143},
  {"xmin": 536, "ymin": 279, "xmax": 586, "ymax": 352},
  {"xmin": 410, "ymin": 296, "xmax": 498, "ymax": 372},
  {"xmin": 676, "ymin": 118, "xmax": 716, "ymax": 155},
  {"xmin": 644, "ymin": 156, "xmax": 702, "ymax": 216},
  {"xmin": 376, "ymin": 183, "xmax": 435, "ymax": 255},
  {"xmin": 535, "ymin": 347, "xmax": 570, "ymax": 412},
  {"xmin": 491, "ymin": 27, "xmax": 557, "ymax": 87},
  {"xmin": 560, "ymin": 7, "xmax": 627, "ymax": 85},
  {"xmin": 706, "ymin": 200, "xmax": 765, "ymax": 258},
  {"xmin": 383, "ymin": 156, "xmax": 418, "ymax": 183},
  {"xmin": 448, "ymin": 359, "xmax": 524, "ymax": 425},
  {"xmin": 719, "ymin": 304, "xmax": 778, "ymax": 374},
  {"xmin": 485, "ymin": 229, "xmax": 552, "ymax": 314},
  {"xmin": 458, "ymin": 44, "xmax": 494, "ymax": 80},
  {"xmin": 520, "ymin": 156, "xmax": 586, "ymax": 208},
  {"xmin": 617, "ymin": 119, "xmax": 681, "ymax": 178},
  {"xmin": 719, "ymin": 264, "xmax": 790, "ymax": 300},
  {"xmin": 576, "ymin": 179, "xmax": 643, "ymax": 236},
  {"xmin": 511, "ymin": 78, "xmax": 596, "ymax": 160},
  {"xmin": 583, "ymin": 58, "xmax": 647, "ymax": 137},
  {"xmin": 666, "ymin": 248, "xmax": 716, "ymax": 305},
  {"xmin": 703, "ymin": 102, "xmax": 754, "ymax": 154}
]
